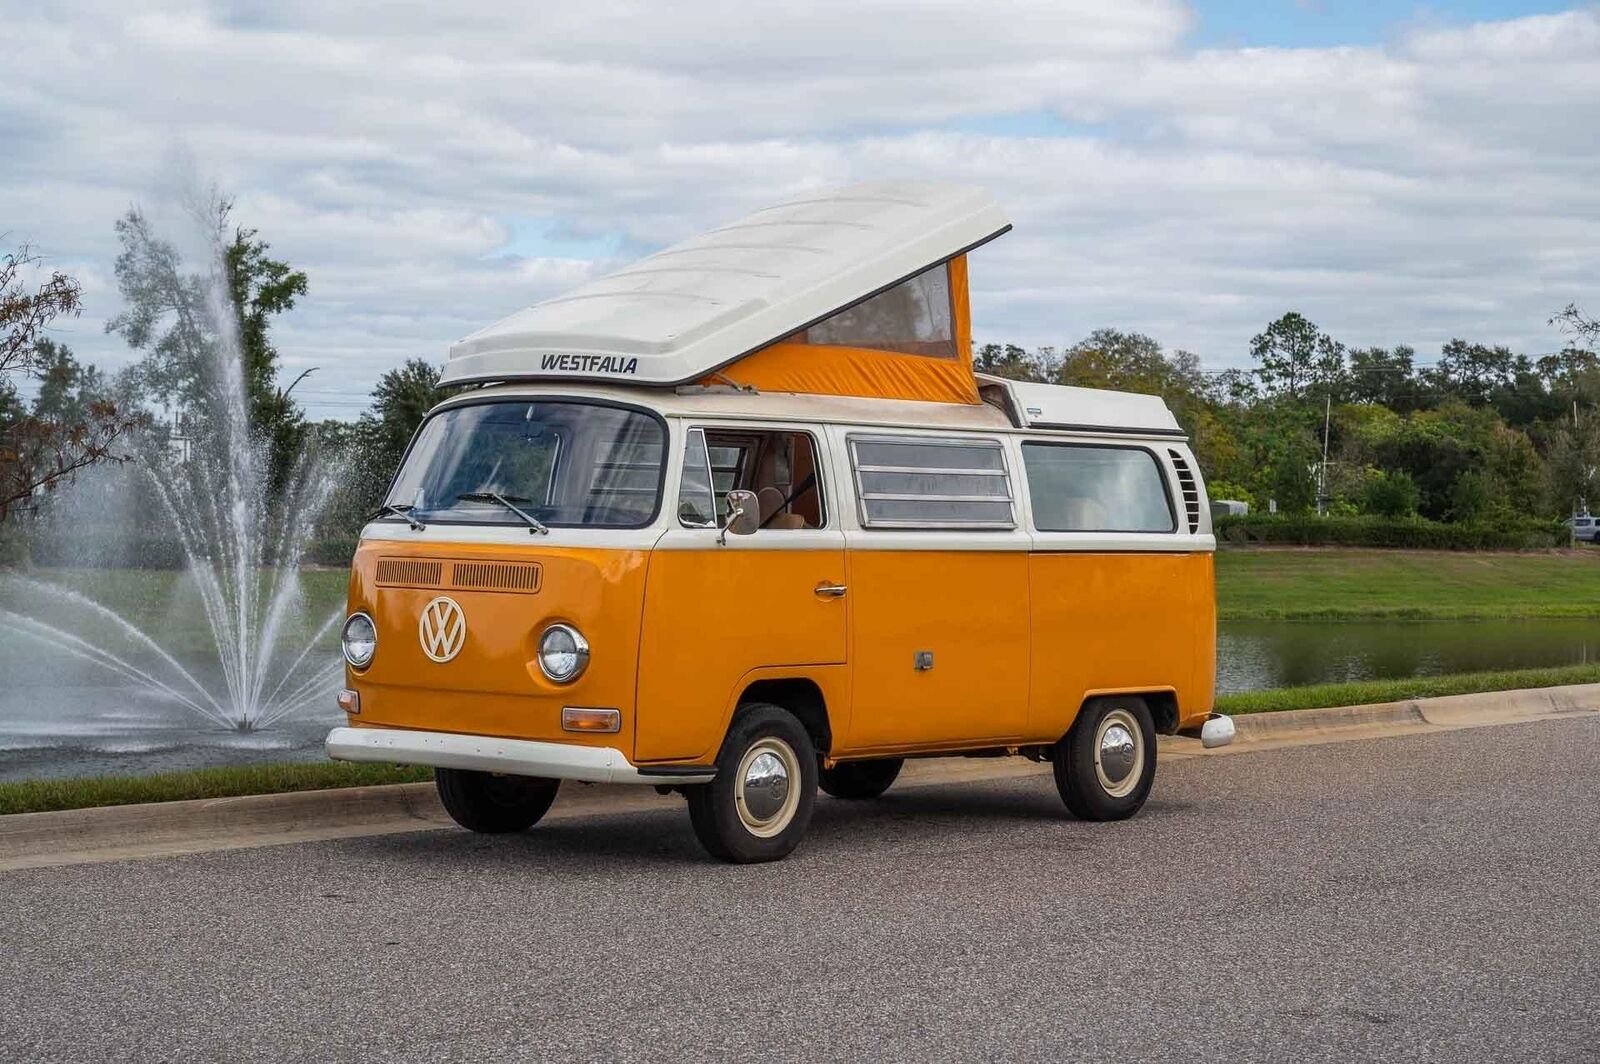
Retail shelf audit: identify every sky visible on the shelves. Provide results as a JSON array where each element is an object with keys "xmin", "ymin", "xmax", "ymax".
[{"xmin": 2, "ymin": 1, "xmax": 1596, "ymax": 420}]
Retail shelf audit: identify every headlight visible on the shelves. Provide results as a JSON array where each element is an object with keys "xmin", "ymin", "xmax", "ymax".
[
  {"xmin": 342, "ymin": 612, "xmax": 377, "ymax": 669},
  {"xmin": 538, "ymin": 623, "xmax": 589, "ymax": 683}
]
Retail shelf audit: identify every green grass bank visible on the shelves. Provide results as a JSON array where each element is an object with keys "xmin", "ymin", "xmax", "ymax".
[
  {"xmin": 1216, "ymin": 547, "xmax": 1600, "ymax": 621},
  {"xmin": 0, "ymin": 761, "xmax": 431, "ymax": 816}
]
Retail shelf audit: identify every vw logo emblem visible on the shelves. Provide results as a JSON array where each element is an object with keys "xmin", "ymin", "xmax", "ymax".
[{"xmin": 418, "ymin": 596, "xmax": 466, "ymax": 663}]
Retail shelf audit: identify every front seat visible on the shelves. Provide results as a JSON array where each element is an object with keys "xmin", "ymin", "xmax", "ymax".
[{"xmin": 757, "ymin": 486, "xmax": 806, "ymax": 529}]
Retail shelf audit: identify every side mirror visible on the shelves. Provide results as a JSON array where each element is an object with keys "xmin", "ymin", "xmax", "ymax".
[{"xmin": 719, "ymin": 489, "xmax": 760, "ymax": 544}]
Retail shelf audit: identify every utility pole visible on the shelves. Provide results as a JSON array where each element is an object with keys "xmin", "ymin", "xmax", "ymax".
[{"xmin": 1316, "ymin": 394, "xmax": 1332, "ymax": 517}]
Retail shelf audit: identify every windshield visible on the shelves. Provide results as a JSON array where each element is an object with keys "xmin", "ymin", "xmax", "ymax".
[{"xmin": 384, "ymin": 401, "xmax": 665, "ymax": 527}]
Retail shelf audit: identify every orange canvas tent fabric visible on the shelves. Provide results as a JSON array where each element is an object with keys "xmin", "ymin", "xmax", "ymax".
[{"xmin": 706, "ymin": 255, "xmax": 981, "ymax": 405}]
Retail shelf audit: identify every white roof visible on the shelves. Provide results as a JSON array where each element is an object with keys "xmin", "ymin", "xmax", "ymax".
[
  {"xmin": 443, "ymin": 181, "xmax": 1010, "ymax": 388},
  {"xmin": 436, "ymin": 380, "xmax": 1183, "ymax": 440},
  {"xmin": 977, "ymin": 375, "xmax": 1183, "ymax": 435}
]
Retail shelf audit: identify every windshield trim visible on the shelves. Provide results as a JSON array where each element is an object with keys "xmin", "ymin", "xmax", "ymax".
[{"xmin": 376, "ymin": 395, "xmax": 670, "ymax": 530}]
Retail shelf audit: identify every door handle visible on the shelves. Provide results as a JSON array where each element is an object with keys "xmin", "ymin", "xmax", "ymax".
[{"xmin": 814, "ymin": 583, "xmax": 848, "ymax": 598}]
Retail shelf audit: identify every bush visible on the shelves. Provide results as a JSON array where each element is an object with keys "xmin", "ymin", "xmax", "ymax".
[
  {"xmin": 1215, "ymin": 513, "xmax": 1569, "ymax": 550},
  {"xmin": 1361, "ymin": 470, "xmax": 1420, "ymax": 518}
]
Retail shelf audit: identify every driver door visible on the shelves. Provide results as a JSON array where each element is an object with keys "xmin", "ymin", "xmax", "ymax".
[{"xmin": 635, "ymin": 424, "xmax": 848, "ymax": 762}]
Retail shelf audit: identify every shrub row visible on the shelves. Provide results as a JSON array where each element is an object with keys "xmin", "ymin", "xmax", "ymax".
[{"xmin": 1214, "ymin": 513, "xmax": 1571, "ymax": 550}]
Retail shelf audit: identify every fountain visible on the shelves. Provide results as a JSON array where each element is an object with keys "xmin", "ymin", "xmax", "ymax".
[{"xmin": 0, "ymin": 199, "xmax": 345, "ymax": 777}]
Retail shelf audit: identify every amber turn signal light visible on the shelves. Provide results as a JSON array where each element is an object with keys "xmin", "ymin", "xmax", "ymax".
[
  {"xmin": 561, "ymin": 707, "xmax": 620, "ymax": 733},
  {"xmin": 336, "ymin": 688, "xmax": 360, "ymax": 714}
]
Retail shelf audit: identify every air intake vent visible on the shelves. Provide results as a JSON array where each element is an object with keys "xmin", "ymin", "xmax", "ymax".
[
  {"xmin": 452, "ymin": 561, "xmax": 543, "ymax": 594},
  {"xmin": 375, "ymin": 558, "xmax": 443, "ymax": 588},
  {"xmin": 1169, "ymin": 450, "xmax": 1202, "ymax": 534}
]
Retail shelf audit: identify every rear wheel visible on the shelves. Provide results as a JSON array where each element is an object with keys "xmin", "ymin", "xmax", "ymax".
[
  {"xmin": 1052, "ymin": 697, "xmax": 1156, "ymax": 821},
  {"xmin": 819, "ymin": 757, "xmax": 903, "ymax": 799},
  {"xmin": 435, "ymin": 768, "xmax": 560, "ymax": 833},
  {"xmin": 687, "ymin": 703, "xmax": 817, "ymax": 863}
]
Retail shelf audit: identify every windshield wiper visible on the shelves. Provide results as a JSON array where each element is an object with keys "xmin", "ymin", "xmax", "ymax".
[
  {"xmin": 366, "ymin": 503, "xmax": 425, "ymax": 531},
  {"xmin": 457, "ymin": 492, "xmax": 550, "ymax": 535}
]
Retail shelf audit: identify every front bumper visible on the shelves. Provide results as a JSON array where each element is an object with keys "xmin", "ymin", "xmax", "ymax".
[{"xmin": 325, "ymin": 726, "xmax": 716, "ymax": 785}]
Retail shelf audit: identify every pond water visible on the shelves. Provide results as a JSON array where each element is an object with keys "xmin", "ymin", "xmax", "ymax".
[
  {"xmin": 0, "ymin": 638, "xmax": 339, "ymax": 783},
  {"xmin": 4, "ymin": 617, "xmax": 1598, "ymax": 782},
  {"xmin": 1217, "ymin": 617, "xmax": 1600, "ymax": 694}
]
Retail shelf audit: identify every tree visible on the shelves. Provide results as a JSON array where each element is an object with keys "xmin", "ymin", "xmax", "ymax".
[
  {"xmin": 1347, "ymin": 345, "xmax": 1416, "ymax": 409},
  {"xmin": 1432, "ymin": 339, "xmax": 1515, "ymax": 406},
  {"xmin": 1361, "ymin": 470, "xmax": 1421, "ymax": 518},
  {"xmin": 106, "ymin": 199, "xmax": 310, "ymax": 494},
  {"xmin": 1, "ymin": 246, "xmax": 134, "ymax": 520},
  {"xmin": 322, "ymin": 359, "xmax": 452, "ymax": 531},
  {"xmin": 1250, "ymin": 312, "xmax": 1346, "ymax": 401},
  {"xmin": 973, "ymin": 343, "xmax": 1051, "ymax": 382},
  {"xmin": 367, "ymin": 358, "xmax": 449, "ymax": 466},
  {"xmin": 1551, "ymin": 304, "xmax": 1599, "ymax": 351}
]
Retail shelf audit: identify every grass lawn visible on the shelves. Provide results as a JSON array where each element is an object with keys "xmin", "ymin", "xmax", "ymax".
[
  {"xmin": 1213, "ymin": 662, "xmax": 1600, "ymax": 715},
  {"xmin": 0, "ymin": 567, "xmax": 350, "ymax": 656},
  {"xmin": 0, "ymin": 761, "xmax": 431, "ymax": 816},
  {"xmin": 1216, "ymin": 547, "xmax": 1600, "ymax": 621}
]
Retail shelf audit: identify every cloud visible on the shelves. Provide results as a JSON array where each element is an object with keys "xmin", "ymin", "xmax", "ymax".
[{"xmin": 1, "ymin": 0, "xmax": 1596, "ymax": 417}]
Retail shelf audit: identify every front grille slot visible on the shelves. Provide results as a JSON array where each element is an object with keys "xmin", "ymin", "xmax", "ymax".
[
  {"xmin": 375, "ymin": 558, "xmax": 444, "ymax": 588},
  {"xmin": 1169, "ymin": 450, "xmax": 1202, "ymax": 534},
  {"xmin": 452, "ymin": 561, "xmax": 542, "ymax": 594}
]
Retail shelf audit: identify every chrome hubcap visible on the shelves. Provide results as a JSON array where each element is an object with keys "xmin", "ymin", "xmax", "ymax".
[
  {"xmin": 735, "ymin": 737, "xmax": 800, "ymax": 838},
  {"xmin": 1093, "ymin": 709, "xmax": 1145, "ymax": 799},
  {"xmin": 1099, "ymin": 724, "xmax": 1136, "ymax": 784}
]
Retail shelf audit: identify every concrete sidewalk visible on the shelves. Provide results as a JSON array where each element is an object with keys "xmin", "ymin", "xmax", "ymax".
[{"xmin": 4, "ymin": 681, "xmax": 1597, "ymax": 872}]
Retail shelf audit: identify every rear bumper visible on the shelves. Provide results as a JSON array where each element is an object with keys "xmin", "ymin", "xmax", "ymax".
[
  {"xmin": 1177, "ymin": 712, "xmax": 1237, "ymax": 749},
  {"xmin": 325, "ymin": 726, "xmax": 716, "ymax": 785}
]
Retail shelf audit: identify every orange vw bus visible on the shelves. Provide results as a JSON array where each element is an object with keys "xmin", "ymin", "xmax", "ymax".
[{"xmin": 326, "ymin": 182, "xmax": 1233, "ymax": 863}]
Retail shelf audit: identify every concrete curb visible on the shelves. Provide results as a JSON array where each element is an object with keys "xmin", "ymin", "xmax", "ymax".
[
  {"xmin": 1217, "ymin": 681, "xmax": 1600, "ymax": 751},
  {"xmin": 4, "ymin": 683, "xmax": 1598, "ymax": 871}
]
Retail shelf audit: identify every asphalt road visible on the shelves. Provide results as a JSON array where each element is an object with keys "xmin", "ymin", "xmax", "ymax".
[{"xmin": 3, "ymin": 718, "xmax": 1597, "ymax": 1063}]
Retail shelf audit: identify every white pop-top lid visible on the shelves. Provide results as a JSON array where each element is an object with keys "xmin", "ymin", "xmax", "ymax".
[{"xmin": 442, "ymin": 181, "xmax": 1011, "ymax": 387}]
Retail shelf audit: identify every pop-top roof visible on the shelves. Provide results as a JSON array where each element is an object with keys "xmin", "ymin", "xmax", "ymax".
[
  {"xmin": 978, "ymin": 375, "xmax": 1184, "ymax": 436},
  {"xmin": 443, "ymin": 181, "xmax": 1011, "ymax": 388}
]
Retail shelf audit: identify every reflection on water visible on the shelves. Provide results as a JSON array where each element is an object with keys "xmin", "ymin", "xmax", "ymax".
[{"xmin": 1218, "ymin": 618, "xmax": 1600, "ymax": 694}]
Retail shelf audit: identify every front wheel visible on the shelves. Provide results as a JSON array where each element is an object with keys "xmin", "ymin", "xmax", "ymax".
[
  {"xmin": 435, "ymin": 768, "xmax": 560, "ymax": 833},
  {"xmin": 686, "ymin": 703, "xmax": 818, "ymax": 863},
  {"xmin": 1052, "ymin": 697, "xmax": 1156, "ymax": 821},
  {"xmin": 819, "ymin": 757, "xmax": 903, "ymax": 799}
]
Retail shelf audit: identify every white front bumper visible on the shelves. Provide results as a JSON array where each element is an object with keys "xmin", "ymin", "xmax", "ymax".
[{"xmin": 325, "ymin": 726, "xmax": 715, "ymax": 785}]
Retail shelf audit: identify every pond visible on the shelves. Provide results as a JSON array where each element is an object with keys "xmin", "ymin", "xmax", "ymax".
[
  {"xmin": 1217, "ymin": 617, "xmax": 1600, "ymax": 694},
  {"xmin": 4, "ymin": 617, "xmax": 1598, "ymax": 782}
]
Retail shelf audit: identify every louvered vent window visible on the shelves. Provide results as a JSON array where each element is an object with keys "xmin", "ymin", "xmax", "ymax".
[
  {"xmin": 1169, "ymin": 450, "xmax": 1202, "ymax": 533},
  {"xmin": 849, "ymin": 435, "xmax": 1016, "ymax": 529}
]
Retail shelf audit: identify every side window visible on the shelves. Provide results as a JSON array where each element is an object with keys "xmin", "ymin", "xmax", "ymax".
[
  {"xmin": 849, "ymin": 435, "xmax": 1015, "ymax": 529},
  {"xmin": 684, "ymin": 428, "xmax": 828, "ymax": 530},
  {"xmin": 677, "ymin": 429, "xmax": 716, "ymax": 527},
  {"xmin": 1022, "ymin": 443, "xmax": 1175, "ymax": 533},
  {"xmin": 792, "ymin": 263, "xmax": 955, "ymax": 359}
]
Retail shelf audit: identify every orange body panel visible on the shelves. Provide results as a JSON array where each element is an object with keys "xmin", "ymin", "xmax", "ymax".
[
  {"xmin": 343, "ymin": 541, "xmax": 650, "ymax": 751},
  {"xmin": 841, "ymin": 550, "xmax": 1030, "ymax": 752},
  {"xmin": 1026, "ymin": 552, "xmax": 1216, "ymax": 738},
  {"xmin": 635, "ymin": 542, "xmax": 848, "ymax": 762},
  {"xmin": 344, "ymin": 540, "xmax": 1215, "ymax": 764}
]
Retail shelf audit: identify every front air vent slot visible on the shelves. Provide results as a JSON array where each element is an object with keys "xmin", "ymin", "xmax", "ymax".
[
  {"xmin": 452, "ymin": 561, "xmax": 543, "ymax": 594},
  {"xmin": 375, "ymin": 558, "xmax": 444, "ymax": 588},
  {"xmin": 1168, "ymin": 449, "xmax": 1202, "ymax": 534}
]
